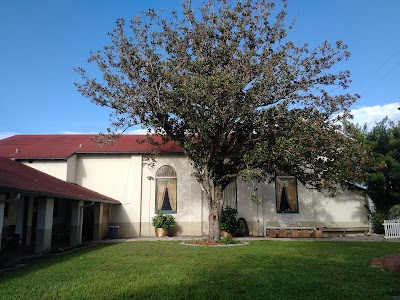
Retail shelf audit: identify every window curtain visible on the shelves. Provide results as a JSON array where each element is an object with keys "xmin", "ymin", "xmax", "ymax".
[
  {"xmin": 276, "ymin": 177, "xmax": 298, "ymax": 212},
  {"xmin": 285, "ymin": 178, "xmax": 298, "ymax": 211},
  {"xmin": 156, "ymin": 179, "xmax": 177, "ymax": 211},
  {"xmin": 156, "ymin": 179, "xmax": 166, "ymax": 211},
  {"xmin": 223, "ymin": 180, "xmax": 237, "ymax": 209},
  {"xmin": 276, "ymin": 178, "xmax": 284, "ymax": 211},
  {"xmin": 166, "ymin": 179, "xmax": 177, "ymax": 211}
]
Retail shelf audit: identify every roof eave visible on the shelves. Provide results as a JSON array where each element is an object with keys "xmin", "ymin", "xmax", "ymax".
[{"xmin": 0, "ymin": 186, "xmax": 120, "ymax": 204}]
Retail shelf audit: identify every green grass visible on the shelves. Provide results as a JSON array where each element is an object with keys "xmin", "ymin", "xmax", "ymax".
[{"xmin": 1, "ymin": 241, "xmax": 400, "ymax": 300}]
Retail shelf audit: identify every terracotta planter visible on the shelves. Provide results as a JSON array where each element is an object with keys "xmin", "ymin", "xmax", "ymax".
[
  {"xmin": 155, "ymin": 228, "xmax": 168, "ymax": 237},
  {"xmin": 221, "ymin": 230, "xmax": 232, "ymax": 238}
]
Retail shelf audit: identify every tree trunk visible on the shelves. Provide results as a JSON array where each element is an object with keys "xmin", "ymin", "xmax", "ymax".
[{"xmin": 208, "ymin": 182, "xmax": 224, "ymax": 242}]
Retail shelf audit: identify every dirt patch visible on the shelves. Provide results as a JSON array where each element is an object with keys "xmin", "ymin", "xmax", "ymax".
[{"xmin": 371, "ymin": 253, "xmax": 400, "ymax": 272}]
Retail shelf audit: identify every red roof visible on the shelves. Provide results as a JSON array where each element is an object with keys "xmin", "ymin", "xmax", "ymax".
[
  {"xmin": 0, "ymin": 156, "xmax": 119, "ymax": 204},
  {"xmin": 0, "ymin": 134, "xmax": 183, "ymax": 159}
]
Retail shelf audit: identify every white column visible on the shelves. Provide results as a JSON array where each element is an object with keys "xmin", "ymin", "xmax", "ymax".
[
  {"xmin": 35, "ymin": 197, "xmax": 54, "ymax": 254},
  {"xmin": 93, "ymin": 203, "xmax": 104, "ymax": 240},
  {"xmin": 70, "ymin": 200, "xmax": 83, "ymax": 246},
  {"xmin": 0, "ymin": 194, "xmax": 5, "ymax": 251}
]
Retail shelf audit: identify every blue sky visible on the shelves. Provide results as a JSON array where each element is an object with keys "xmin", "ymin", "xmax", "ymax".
[{"xmin": 1, "ymin": 0, "xmax": 399, "ymax": 139}]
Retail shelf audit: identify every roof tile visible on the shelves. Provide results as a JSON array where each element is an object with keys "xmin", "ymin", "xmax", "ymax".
[{"xmin": 0, "ymin": 134, "xmax": 183, "ymax": 159}]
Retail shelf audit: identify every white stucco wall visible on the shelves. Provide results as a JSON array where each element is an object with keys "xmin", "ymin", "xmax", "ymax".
[
  {"xmin": 66, "ymin": 155, "xmax": 77, "ymax": 183},
  {"xmin": 313, "ymin": 187, "xmax": 369, "ymax": 227},
  {"xmin": 141, "ymin": 155, "xmax": 205, "ymax": 237},
  {"xmin": 22, "ymin": 160, "xmax": 68, "ymax": 181},
  {"xmin": 15, "ymin": 153, "xmax": 370, "ymax": 238},
  {"xmin": 74, "ymin": 154, "xmax": 143, "ymax": 237},
  {"xmin": 235, "ymin": 179, "xmax": 369, "ymax": 236}
]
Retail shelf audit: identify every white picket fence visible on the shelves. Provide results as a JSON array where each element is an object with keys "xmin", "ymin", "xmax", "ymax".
[{"xmin": 383, "ymin": 218, "xmax": 400, "ymax": 239}]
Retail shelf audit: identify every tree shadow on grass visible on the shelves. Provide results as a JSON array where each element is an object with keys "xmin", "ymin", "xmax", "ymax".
[
  {"xmin": 1, "ymin": 241, "xmax": 400, "ymax": 300},
  {"xmin": 0, "ymin": 243, "xmax": 115, "ymax": 284},
  {"xmin": 105, "ymin": 242, "xmax": 400, "ymax": 300}
]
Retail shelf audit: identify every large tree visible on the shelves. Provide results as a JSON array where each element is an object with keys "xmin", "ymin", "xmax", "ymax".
[{"xmin": 76, "ymin": 0, "xmax": 365, "ymax": 241}]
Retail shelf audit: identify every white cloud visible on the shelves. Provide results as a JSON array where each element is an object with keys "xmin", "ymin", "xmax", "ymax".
[
  {"xmin": 349, "ymin": 102, "xmax": 400, "ymax": 129},
  {"xmin": 0, "ymin": 132, "xmax": 18, "ymax": 140},
  {"xmin": 59, "ymin": 128, "xmax": 152, "ymax": 135},
  {"xmin": 126, "ymin": 127, "xmax": 154, "ymax": 134}
]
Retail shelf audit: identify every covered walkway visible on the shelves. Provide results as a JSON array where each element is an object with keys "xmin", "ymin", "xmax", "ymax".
[{"xmin": 0, "ymin": 156, "xmax": 119, "ymax": 261}]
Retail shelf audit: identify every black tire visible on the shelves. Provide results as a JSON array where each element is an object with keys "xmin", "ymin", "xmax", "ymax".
[{"xmin": 237, "ymin": 217, "xmax": 249, "ymax": 237}]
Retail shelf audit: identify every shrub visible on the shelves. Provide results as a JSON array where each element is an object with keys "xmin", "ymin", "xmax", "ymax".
[
  {"xmin": 152, "ymin": 211, "xmax": 176, "ymax": 230},
  {"xmin": 220, "ymin": 206, "xmax": 238, "ymax": 234},
  {"xmin": 389, "ymin": 204, "xmax": 400, "ymax": 219},
  {"xmin": 220, "ymin": 236, "xmax": 241, "ymax": 245},
  {"xmin": 369, "ymin": 211, "xmax": 386, "ymax": 234}
]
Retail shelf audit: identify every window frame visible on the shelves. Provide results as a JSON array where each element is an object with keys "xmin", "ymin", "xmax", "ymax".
[
  {"xmin": 155, "ymin": 165, "xmax": 177, "ymax": 214},
  {"xmin": 275, "ymin": 176, "xmax": 299, "ymax": 214},
  {"xmin": 223, "ymin": 179, "xmax": 238, "ymax": 210}
]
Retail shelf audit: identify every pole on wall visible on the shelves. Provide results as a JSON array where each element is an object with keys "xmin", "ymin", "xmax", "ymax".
[{"xmin": 147, "ymin": 176, "xmax": 154, "ymax": 236}]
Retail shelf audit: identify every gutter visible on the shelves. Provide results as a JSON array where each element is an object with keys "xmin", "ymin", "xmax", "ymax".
[
  {"xmin": 0, "ymin": 187, "xmax": 119, "ymax": 204},
  {"xmin": 12, "ymin": 151, "xmax": 186, "ymax": 161}
]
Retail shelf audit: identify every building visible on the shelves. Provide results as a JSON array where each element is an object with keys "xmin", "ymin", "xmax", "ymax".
[
  {"xmin": 0, "ymin": 134, "xmax": 370, "ymax": 245},
  {"xmin": 0, "ymin": 156, "xmax": 119, "ymax": 255}
]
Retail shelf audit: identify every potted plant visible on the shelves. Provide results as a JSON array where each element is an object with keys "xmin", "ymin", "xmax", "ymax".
[
  {"xmin": 220, "ymin": 206, "xmax": 238, "ymax": 238},
  {"xmin": 152, "ymin": 211, "xmax": 176, "ymax": 237}
]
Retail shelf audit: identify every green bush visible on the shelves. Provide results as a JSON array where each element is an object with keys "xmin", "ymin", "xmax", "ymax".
[
  {"xmin": 220, "ymin": 236, "xmax": 240, "ymax": 245},
  {"xmin": 152, "ymin": 211, "xmax": 176, "ymax": 230},
  {"xmin": 389, "ymin": 204, "xmax": 400, "ymax": 219},
  {"xmin": 220, "ymin": 206, "xmax": 238, "ymax": 234},
  {"xmin": 369, "ymin": 211, "xmax": 386, "ymax": 234}
]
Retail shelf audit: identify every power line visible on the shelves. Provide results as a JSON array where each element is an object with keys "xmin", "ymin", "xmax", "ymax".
[
  {"xmin": 359, "ymin": 47, "xmax": 400, "ymax": 88},
  {"xmin": 360, "ymin": 62, "xmax": 400, "ymax": 97},
  {"xmin": 351, "ymin": 47, "xmax": 400, "ymax": 105}
]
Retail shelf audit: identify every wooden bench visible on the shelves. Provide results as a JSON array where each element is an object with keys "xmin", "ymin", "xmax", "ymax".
[
  {"xmin": 265, "ymin": 226, "xmax": 318, "ymax": 238},
  {"xmin": 322, "ymin": 227, "xmax": 368, "ymax": 237}
]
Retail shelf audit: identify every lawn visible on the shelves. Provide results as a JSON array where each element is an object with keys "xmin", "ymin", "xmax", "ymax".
[{"xmin": 0, "ymin": 240, "xmax": 399, "ymax": 300}]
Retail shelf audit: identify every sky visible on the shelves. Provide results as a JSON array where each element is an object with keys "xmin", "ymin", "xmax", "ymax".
[{"xmin": 0, "ymin": 0, "xmax": 399, "ymax": 140}]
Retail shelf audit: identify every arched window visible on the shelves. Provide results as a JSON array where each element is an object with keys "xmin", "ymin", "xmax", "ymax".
[
  {"xmin": 276, "ymin": 176, "xmax": 298, "ymax": 213},
  {"xmin": 223, "ymin": 179, "xmax": 237, "ymax": 209},
  {"xmin": 155, "ymin": 165, "xmax": 177, "ymax": 214}
]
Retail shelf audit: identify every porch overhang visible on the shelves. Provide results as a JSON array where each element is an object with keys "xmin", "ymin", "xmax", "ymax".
[{"xmin": 0, "ymin": 186, "xmax": 120, "ymax": 205}]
